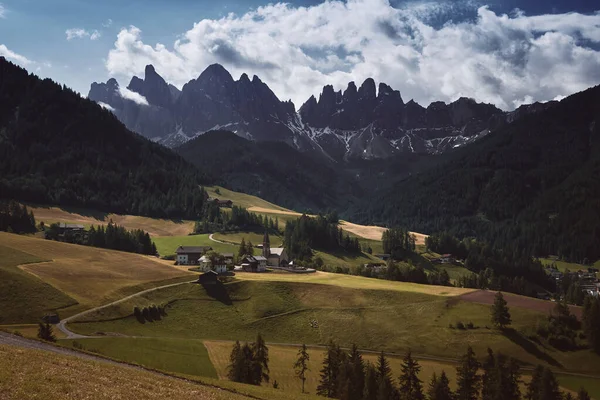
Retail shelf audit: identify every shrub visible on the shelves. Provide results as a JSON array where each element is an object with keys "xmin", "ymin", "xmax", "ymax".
[
  {"xmin": 466, "ymin": 322, "xmax": 475, "ymax": 329},
  {"xmin": 456, "ymin": 321, "xmax": 466, "ymax": 330},
  {"xmin": 448, "ymin": 323, "xmax": 454, "ymax": 329}
]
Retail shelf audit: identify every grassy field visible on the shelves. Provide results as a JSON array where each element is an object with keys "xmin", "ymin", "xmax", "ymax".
[
  {"xmin": 153, "ymin": 233, "xmax": 258, "ymax": 257},
  {"xmin": 207, "ymin": 186, "xmax": 289, "ymax": 212},
  {"xmin": 0, "ymin": 344, "xmax": 253, "ymax": 400},
  {"xmin": 314, "ymin": 250, "xmax": 384, "ymax": 269},
  {"xmin": 62, "ymin": 337, "xmax": 218, "ymax": 378},
  {"xmin": 0, "ymin": 324, "xmax": 68, "ymax": 339},
  {"xmin": 0, "ymin": 232, "xmax": 194, "ymax": 318},
  {"xmin": 0, "ymin": 243, "xmax": 77, "ymax": 324},
  {"xmin": 28, "ymin": 204, "xmax": 195, "ymax": 237},
  {"xmin": 212, "ymin": 231, "xmax": 283, "ymax": 247},
  {"xmin": 540, "ymin": 257, "xmax": 588, "ymax": 273},
  {"xmin": 66, "ymin": 275, "xmax": 600, "ymax": 374}
]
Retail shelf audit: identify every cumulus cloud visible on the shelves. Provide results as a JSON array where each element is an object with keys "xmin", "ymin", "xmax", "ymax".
[
  {"xmin": 118, "ymin": 87, "xmax": 149, "ymax": 106},
  {"xmin": 0, "ymin": 44, "xmax": 32, "ymax": 65},
  {"xmin": 105, "ymin": 0, "xmax": 600, "ymax": 110},
  {"xmin": 66, "ymin": 28, "xmax": 102, "ymax": 40}
]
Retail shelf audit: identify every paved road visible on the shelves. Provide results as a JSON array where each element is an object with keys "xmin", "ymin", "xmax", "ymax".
[
  {"xmin": 57, "ymin": 279, "xmax": 197, "ymax": 339},
  {"xmin": 208, "ymin": 233, "xmax": 229, "ymax": 244}
]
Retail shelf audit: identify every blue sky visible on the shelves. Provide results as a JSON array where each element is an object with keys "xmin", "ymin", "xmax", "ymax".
[{"xmin": 1, "ymin": 0, "xmax": 599, "ymax": 109}]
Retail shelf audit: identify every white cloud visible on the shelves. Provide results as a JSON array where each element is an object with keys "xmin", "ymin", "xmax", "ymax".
[
  {"xmin": 0, "ymin": 3, "xmax": 6, "ymax": 19},
  {"xmin": 104, "ymin": 0, "xmax": 600, "ymax": 110},
  {"xmin": 66, "ymin": 28, "xmax": 90, "ymax": 40},
  {"xmin": 103, "ymin": 19, "xmax": 113, "ymax": 28},
  {"xmin": 0, "ymin": 44, "xmax": 32, "ymax": 65},
  {"xmin": 66, "ymin": 28, "xmax": 102, "ymax": 41},
  {"xmin": 118, "ymin": 87, "xmax": 149, "ymax": 106},
  {"xmin": 98, "ymin": 101, "xmax": 115, "ymax": 111}
]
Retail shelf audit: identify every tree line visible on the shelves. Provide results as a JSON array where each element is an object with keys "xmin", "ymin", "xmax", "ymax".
[
  {"xmin": 0, "ymin": 201, "xmax": 36, "ymax": 234},
  {"xmin": 45, "ymin": 221, "xmax": 157, "ymax": 255},
  {"xmin": 284, "ymin": 213, "xmax": 361, "ymax": 261},
  {"xmin": 382, "ymin": 228, "xmax": 416, "ymax": 259},
  {"xmin": 194, "ymin": 205, "xmax": 279, "ymax": 234}
]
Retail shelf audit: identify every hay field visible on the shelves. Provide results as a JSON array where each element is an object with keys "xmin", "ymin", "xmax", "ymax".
[
  {"xmin": 0, "ymin": 232, "xmax": 194, "ymax": 315},
  {"xmin": 28, "ymin": 205, "xmax": 194, "ymax": 236}
]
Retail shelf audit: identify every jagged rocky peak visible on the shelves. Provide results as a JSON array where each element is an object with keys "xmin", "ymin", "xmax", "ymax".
[
  {"xmin": 125, "ymin": 64, "xmax": 173, "ymax": 108},
  {"xmin": 358, "ymin": 78, "xmax": 376, "ymax": 99}
]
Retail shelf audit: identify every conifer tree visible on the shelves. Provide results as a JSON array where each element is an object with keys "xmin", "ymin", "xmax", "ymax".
[
  {"xmin": 252, "ymin": 333, "xmax": 270, "ymax": 384},
  {"xmin": 348, "ymin": 344, "xmax": 365, "ymax": 400},
  {"xmin": 398, "ymin": 350, "xmax": 424, "ymax": 400},
  {"xmin": 37, "ymin": 322, "xmax": 56, "ymax": 342},
  {"xmin": 481, "ymin": 348, "xmax": 496, "ymax": 400},
  {"xmin": 317, "ymin": 340, "xmax": 342, "ymax": 398},
  {"xmin": 227, "ymin": 341, "xmax": 242, "ymax": 382},
  {"xmin": 427, "ymin": 371, "xmax": 454, "ymax": 400},
  {"xmin": 577, "ymin": 388, "xmax": 591, "ymax": 400},
  {"xmin": 491, "ymin": 291, "xmax": 511, "ymax": 329},
  {"xmin": 455, "ymin": 346, "xmax": 480, "ymax": 400},
  {"xmin": 294, "ymin": 344, "xmax": 310, "ymax": 393},
  {"xmin": 539, "ymin": 368, "xmax": 561, "ymax": 400},
  {"xmin": 363, "ymin": 362, "xmax": 379, "ymax": 400},
  {"xmin": 375, "ymin": 351, "xmax": 396, "ymax": 400},
  {"xmin": 239, "ymin": 238, "xmax": 247, "ymax": 258},
  {"xmin": 525, "ymin": 365, "xmax": 543, "ymax": 400}
]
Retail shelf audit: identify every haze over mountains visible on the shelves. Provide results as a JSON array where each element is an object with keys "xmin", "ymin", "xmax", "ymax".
[{"xmin": 88, "ymin": 63, "xmax": 551, "ymax": 161}]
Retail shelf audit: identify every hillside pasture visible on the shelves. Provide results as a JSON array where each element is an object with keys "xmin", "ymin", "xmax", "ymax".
[
  {"xmin": 0, "ymin": 242, "xmax": 77, "ymax": 324},
  {"xmin": 459, "ymin": 290, "xmax": 583, "ymax": 319},
  {"xmin": 0, "ymin": 232, "xmax": 193, "ymax": 317},
  {"xmin": 207, "ymin": 186, "xmax": 289, "ymax": 212},
  {"xmin": 28, "ymin": 205, "xmax": 194, "ymax": 237},
  {"xmin": 152, "ymin": 234, "xmax": 253, "ymax": 257},
  {"xmin": 212, "ymin": 231, "xmax": 283, "ymax": 247}
]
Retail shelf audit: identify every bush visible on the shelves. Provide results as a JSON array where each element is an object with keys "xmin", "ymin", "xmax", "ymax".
[
  {"xmin": 448, "ymin": 323, "xmax": 454, "ymax": 329},
  {"xmin": 466, "ymin": 322, "xmax": 475, "ymax": 329},
  {"xmin": 456, "ymin": 321, "xmax": 466, "ymax": 330}
]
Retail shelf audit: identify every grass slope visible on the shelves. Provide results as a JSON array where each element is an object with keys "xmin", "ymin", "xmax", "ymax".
[
  {"xmin": 207, "ymin": 186, "xmax": 289, "ymax": 212},
  {"xmin": 63, "ymin": 337, "xmax": 218, "ymax": 379},
  {"xmin": 0, "ymin": 344, "xmax": 251, "ymax": 400},
  {"xmin": 29, "ymin": 205, "xmax": 195, "ymax": 237},
  {"xmin": 67, "ymin": 276, "xmax": 600, "ymax": 373},
  {"xmin": 153, "ymin": 233, "xmax": 258, "ymax": 257},
  {"xmin": 0, "ymin": 232, "xmax": 193, "ymax": 317},
  {"xmin": 0, "ymin": 244, "xmax": 77, "ymax": 324}
]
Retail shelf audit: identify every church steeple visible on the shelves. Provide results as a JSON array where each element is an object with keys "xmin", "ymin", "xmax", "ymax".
[{"xmin": 262, "ymin": 230, "xmax": 270, "ymax": 258}]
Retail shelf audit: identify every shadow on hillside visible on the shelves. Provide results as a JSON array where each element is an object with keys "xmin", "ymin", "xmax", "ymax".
[
  {"xmin": 502, "ymin": 328, "xmax": 562, "ymax": 368},
  {"xmin": 58, "ymin": 205, "xmax": 109, "ymax": 220},
  {"xmin": 201, "ymin": 281, "xmax": 233, "ymax": 306}
]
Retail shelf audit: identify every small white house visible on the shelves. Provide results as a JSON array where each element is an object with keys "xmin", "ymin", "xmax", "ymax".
[{"xmin": 198, "ymin": 255, "xmax": 227, "ymax": 274}]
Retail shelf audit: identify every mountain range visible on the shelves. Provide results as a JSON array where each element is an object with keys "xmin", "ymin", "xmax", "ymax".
[{"xmin": 88, "ymin": 64, "xmax": 548, "ymax": 161}]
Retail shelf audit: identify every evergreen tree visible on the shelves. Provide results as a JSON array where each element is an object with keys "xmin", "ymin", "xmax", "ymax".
[
  {"xmin": 363, "ymin": 362, "xmax": 379, "ymax": 400},
  {"xmin": 577, "ymin": 388, "xmax": 591, "ymax": 400},
  {"xmin": 348, "ymin": 344, "xmax": 365, "ymax": 400},
  {"xmin": 481, "ymin": 348, "xmax": 496, "ymax": 400},
  {"xmin": 247, "ymin": 240, "xmax": 254, "ymax": 255},
  {"xmin": 37, "ymin": 322, "xmax": 56, "ymax": 342},
  {"xmin": 239, "ymin": 238, "xmax": 247, "ymax": 258},
  {"xmin": 375, "ymin": 351, "xmax": 396, "ymax": 400},
  {"xmin": 398, "ymin": 350, "xmax": 424, "ymax": 400},
  {"xmin": 427, "ymin": 371, "xmax": 454, "ymax": 400},
  {"xmin": 294, "ymin": 344, "xmax": 310, "ymax": 393},
  {"xmin": 491, "ymin": 291, "xmax": 511, "ymax": 329},
  {"xmin": 317, "ymin": 340, "xmax": 342, "ymax": 398},
  {"xmin": 252, "ymin": 333, "xmax": 270, "ymax": 384},
  {"xmin": 586, "ymin": 297, "xmax": 600, "ymax": 353},
  {"xmin": 455, "ymin": 346, "xmax": 480, "ymax": 400},
  {"xmin": 539, "ymin": 368, "xmax": 561, "ymax": 400},
  {"xmin": 227, "ymin": 341, "xmax": 243, "ymax": 382},
  {"xmin": 525, "ymin": 365, "xmax": 543, "ymax": 400}
]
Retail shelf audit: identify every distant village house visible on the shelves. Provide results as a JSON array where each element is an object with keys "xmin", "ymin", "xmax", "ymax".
[
  {"xmin": 240, "ymin": 255, "xmax": 267, "ymax": 272},
  {"xmin": 175, "ymin": 245, "xmax": 212, "ymax": 265},
  {"xmin": 208, "ymin": 198, "xmax": 233, "ymax": 208},
  {"xmin": 198, "ymin": 255, "xmax": 227, "ymax": 274}
]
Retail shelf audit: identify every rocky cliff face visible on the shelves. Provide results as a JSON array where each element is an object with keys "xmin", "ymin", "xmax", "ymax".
[{"xmin": 89, "ymin": 64, "xmax": 507, "ymax": 160}]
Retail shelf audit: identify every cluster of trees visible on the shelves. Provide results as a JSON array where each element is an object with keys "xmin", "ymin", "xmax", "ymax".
[
  {"xmin": 0, "ymin": 59, "xmax": 211, "ymax": 220},
  {"xmin": 382, "ymin": 228, "xmax": 416, "ymax": 259},
  {"xmin": 284, "ymin": 214, "xmax": 360, "ymax": 261},
  {"xmin": 583, "ymin": 296, "xmax": 600, "ymax": 354},
  {"xmin": 227, "ymin": 334, "xmax": 270, "ymax": 386},
  {"xmin": 0, "ymin": 201, "xmax": 36, "ymax": 234},
  {"xmin": 382, "ymin": 261, "xmax": 450, "ymax": 287},
  {"xmin": 238, "ymin": 238, "xmax": 255, "ymax": 258},
  {"xmin": 559, "ymin": 271, "xmax": 588, "ymax": 306},
  {"xmin": 194, "ymin": 205, "xmax": 279, "ymax": 234},
  {"xmin": 37, "ymin": 322, "xmax": 56, "ymax": 342},
  {"xmin": 133, "ymin": 305, "xmax": 166, "ymax": 323},
  {"xmin": 426, "ymin": 232, "xmax": 553, "ymax": 298},
  {"xmin": 45, "ymin": 222, "xmax": 157, "ymax": 255}
]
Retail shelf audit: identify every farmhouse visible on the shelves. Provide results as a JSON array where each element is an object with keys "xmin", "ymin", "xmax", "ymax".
[
  {"xmin": 198, "ymin": 270, "xmax": 218, "ymax": 285},
  {"xmin": 240, "ymin": 255, "xmax": 267, "ymax": 272},
  {"xmin": 222, "ymin": 253, "xmax": 234, "ymax": 265},
  {"xmin": 208, "ymin": 198, "xmax": 233, "ymax": 208},
  {"xmin": 198, "ymin": 255, "xmax": 228, "ymax": 274},
  {"xmin": 262, "ymin": 231, "xmax": 288, "ymax": 267},
  {"xmin": 58, "ymin": 223, "xmax": 85, "ymax": 233},
  {"xmin": 438, "ymin": 254, "xmax": 455, "ymax": 264},
  {"xmin": 175, "ymin": 245, "xmax": 212, "ymax": 265}
]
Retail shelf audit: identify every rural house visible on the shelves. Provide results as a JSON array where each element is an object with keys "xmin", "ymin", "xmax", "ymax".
[
  {"xmin": 240, "ymin": 255, "xmax": 267, "ymax": 272},
  {"xmin": 198, "ymin": 255, "xmax": 227, "ymax": 274},
  {"xmin": 262, "ymin": 231, "xmax": 288, "ymax": 267},
  {"xmin": 175, "ymin": 246, "xmax": 212, "ymax": 265},
  {"xmin": 208, "ymin": 198, "xmax": 233, "ymax": 208}
]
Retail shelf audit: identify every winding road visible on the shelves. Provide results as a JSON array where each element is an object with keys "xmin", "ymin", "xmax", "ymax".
[{"xmin": 57, "ymin": 279, "xmax": 197, "ymax": 339}]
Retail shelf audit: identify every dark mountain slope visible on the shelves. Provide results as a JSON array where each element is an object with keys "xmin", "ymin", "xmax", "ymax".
[
  {"xmin": 176, "ymin": 131, "xmax": 360, "ymax": 211},
  {"xmin": 351, "ymin": 85, "xmax": 600, "ymax": 261},
  {"xmin": 0, "ymin": 57, "xmax": 208, "ymax": 219}
]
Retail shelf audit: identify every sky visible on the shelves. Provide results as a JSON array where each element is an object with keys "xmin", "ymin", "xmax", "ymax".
[{"xmin": 1, "ymin": 0, "xmax": 599, "ymax": 110}]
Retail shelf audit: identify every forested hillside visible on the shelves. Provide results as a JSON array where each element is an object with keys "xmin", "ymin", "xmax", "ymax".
[
  {"xmin": 0, "ymin": 58, "xmax": 209, "ymax": 219},
  {"xmin": 177, "ymin": 130, "xmax": 361, "ymax": 211},
  {"xmin": 351, "ymin": 85, "xmax": 600, "ymax": 262}
]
